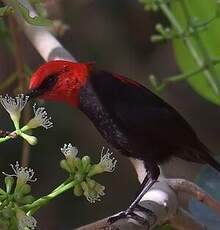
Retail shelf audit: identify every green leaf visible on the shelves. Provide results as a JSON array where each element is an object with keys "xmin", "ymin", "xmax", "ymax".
[
  {"xmin": 171, "ymin": 0, "xmax": 220, "ymax": 105},
  {"xmin": 0, "ymin": 6, "xmax": 14, "ymax": 17},
  {"xmin": 12, "ymin": 0, "xmax": 52, "ymax": 26}
]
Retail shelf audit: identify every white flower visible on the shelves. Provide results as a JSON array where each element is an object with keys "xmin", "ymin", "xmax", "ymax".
[
  {"xmin": 3, "ymin": 161, "xmax": 37, "ymax": 185},
  {"xmin": 25, "ymin": 104, "xmax": 53, "ymax": 130},
  {"xmin": 81, "ymin": 181, "xmax": 105, "ymax": 203},
  {"xmin": 61, "ymin": 143, "xmax": 78, "ymax": 160},
  {"xmin": 16, "ymin": 210, "xmax": 37, "ymax": 230},
  {"xmin": 99, "ymin": 147, "xmax": 117, "ymax": 172},
  {"xmin": 0, "ymin": 94, "xmax": 29, "ymax": 129},
  {"xmin": 87, "ymin": 147, "xmax": 117, "ymax": 177}
]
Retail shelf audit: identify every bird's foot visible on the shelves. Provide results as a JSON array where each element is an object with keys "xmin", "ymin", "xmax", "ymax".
[
  {"xmin": 108, "ymin": 205, "xmax": 153, "ymax": 226},
  {"xmin": 108, "ymin": 211, "xmax": 129, "ymax": 224}
]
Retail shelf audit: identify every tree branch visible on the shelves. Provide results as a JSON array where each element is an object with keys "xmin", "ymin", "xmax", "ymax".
[
  {"xmin": 167, "ymin": 178, "xmax": 220, "ymax": 215},
  {"xmin": 3, "ymin": 0, "xmax": 76, "ymax": 62},
  {"xmin": 76, "ymin": 181, "xmax": 206, "ymax": 230}
]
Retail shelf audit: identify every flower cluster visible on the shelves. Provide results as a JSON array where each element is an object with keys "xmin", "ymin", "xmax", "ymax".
[
  {"xmin": 0, "ymin": 94, "xmax": 53, "ymax": 145},
  {"xmin": 60, "ymin": 144, "xmax": 117, "ymax": 203},
  {"xmin": 0, "ymin": 162, "xmax": 37, "ymax": 229}
]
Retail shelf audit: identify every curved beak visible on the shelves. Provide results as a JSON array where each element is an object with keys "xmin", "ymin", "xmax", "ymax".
[{"xmin": 25, "ymin": 88, "xmax": 42, "ymax": 99}]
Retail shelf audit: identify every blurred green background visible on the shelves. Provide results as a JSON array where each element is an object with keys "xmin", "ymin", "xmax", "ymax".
[{"xmin": 0, "ymin": 0, "xmax": 220, "ymax": 229}]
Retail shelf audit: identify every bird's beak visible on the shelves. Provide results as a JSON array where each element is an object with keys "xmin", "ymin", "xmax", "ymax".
[{"xmin": 25, "ymin": 88, "xmax": 41, "ymax": 99}]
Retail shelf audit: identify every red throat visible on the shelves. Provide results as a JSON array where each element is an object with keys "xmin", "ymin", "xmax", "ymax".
[{"xmin": 29, "ymin": 60, "xmax": 92, "ymax": 107}]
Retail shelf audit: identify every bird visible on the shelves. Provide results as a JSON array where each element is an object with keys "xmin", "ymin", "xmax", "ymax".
[{"xmin": 26, "ymin": 60, "xmax": 220, "ymax": 223}]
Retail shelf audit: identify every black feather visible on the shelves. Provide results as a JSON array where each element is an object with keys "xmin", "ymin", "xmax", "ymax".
[{"xmin": 79, "ymin": 69, "xmax": 220, "ymax": 177}]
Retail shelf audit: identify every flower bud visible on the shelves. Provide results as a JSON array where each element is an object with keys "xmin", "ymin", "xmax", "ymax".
[
  {"xmin": 14, "ymin": 191, "xmax": 23, "ymax": 201},
  {"xmin": 82, "ymin": 156, "xmax": 91, "ymax": 171},
  {"xmin": 0, "ymin": 194, "xmax": 6, "ymax": 201},
  {"xmin": 0, "ymin": 188, "xmax": 6, "ymax": 195},
  {"xmin": 20, "ymin": 195, "xmax": 35, "ymax": 204},
  {"xmin": 87, "ymin": 164, "xmax": 103, "ymax": 177},
  {"xmin": 74, "ymin": 158, "xmax": 83, "ymax": 171},
  {"xmin": 74, "ymin": 173, "xmax": 84, "ymax": 183},
  {"xmin": 86, "ymin": 178, "xmax": 96, "ymax": 189},
  {"xmin": 2, "ymin": 207, "xmax": 13, "ymax": 219},
  {"xmin": 19, "ymin": 184, "xmax": 31, "ymax": 195},
  {"xmin": 5, "ymin": 176, "xmax": 14, "ymax": 193},
  {"xmin": 73, "ymin": 184, "xmax": 83, "ymax": 197},
  {"xmin": 60, "ymin": 159, "xmax": 71, "ymax": 173}
]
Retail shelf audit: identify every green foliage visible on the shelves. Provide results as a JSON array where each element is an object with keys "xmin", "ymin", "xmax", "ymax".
[
  {"xmin": 10, "ymin": 0, "xmax": 52, "ymax": 26},
  {"xmin": 0, "ymin": 0, "xmax": 51, "ymax": 26},
  {"xmin": 140, "ymin": 0, "xmax": 220, "ymax": 105},
  {"xmin": 0, "ymin": 6, "xmax": 14, "ymax": 17},
  {"xmin": 171, "ymin": 0, "xmax": 220, "ymax": 105}
]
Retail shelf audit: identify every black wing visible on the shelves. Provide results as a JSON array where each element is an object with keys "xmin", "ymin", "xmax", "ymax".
[{"xmin": 89, "ymin": 70, "xmax": 203, "ymax": 162}]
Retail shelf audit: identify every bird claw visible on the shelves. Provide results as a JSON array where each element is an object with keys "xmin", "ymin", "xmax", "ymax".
[
  {"xmin": 108, "ymin": 209, "xmax": 148, "ymax": 226},
  {"xmin": 108, "ymin": 211, "xmax": 128, "ymax": 224}
]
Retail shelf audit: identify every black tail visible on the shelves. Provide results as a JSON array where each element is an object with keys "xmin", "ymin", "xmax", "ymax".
[
  {"xmin": 196, "ymin": 142, "xmax": 220, "ymax": 173},
  {"xmin": 205, "ymin": 153, "xmax": 220, "ymax": 173},
  {"xmin": 179, "ymin": 141, "xmax": 220, "ymax": 173}
]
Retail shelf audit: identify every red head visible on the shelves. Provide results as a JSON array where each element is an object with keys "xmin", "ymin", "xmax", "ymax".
[{"xmin": 27, "ymin": 60, "xmax": 92, "ymax": 106}]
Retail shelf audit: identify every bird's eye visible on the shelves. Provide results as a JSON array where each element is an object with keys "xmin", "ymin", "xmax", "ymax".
[
  {"xmin": 46, "ymin": 75, "xmax": 57, "ymax": 86},
  {"xmin": 39, "ymin": 73, "xmax": 58, "ymax": 91}
]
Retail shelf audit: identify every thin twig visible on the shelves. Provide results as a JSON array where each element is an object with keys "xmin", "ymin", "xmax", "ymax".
[
  {"xmin": 167, "ymin": 178, "xmax": 220, "ymax": 215},
  {"xmin": 3, "ymin": 0, "xmax": 76, "ymax": 62}
]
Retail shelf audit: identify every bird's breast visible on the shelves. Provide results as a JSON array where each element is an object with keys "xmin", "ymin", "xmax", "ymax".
[{"xmin": 79, "ymin": 82, "xmax": 129, "ymax": 150}]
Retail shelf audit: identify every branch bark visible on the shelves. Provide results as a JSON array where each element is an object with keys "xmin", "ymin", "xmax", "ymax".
[
  {"xmin": 167, "ymin": 178, "xmax": 220, "ymax": 215},
  {"xmin": 3, "ymin": 0, "xmax": 76, "ymax": 62}
]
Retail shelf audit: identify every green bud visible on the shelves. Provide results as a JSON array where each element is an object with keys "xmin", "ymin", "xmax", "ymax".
[
  {"xmin": 66, "ymin": 159, "xmax": 76, "ymax": 171},
  {"xmin": 82, "ymin": 156, "xmax": 91, "ymax": 171},
  {"xmin": 2, "ymin": 208, "xmax": 13, "ymax": 219},
  {"xmin": 88, "ymin": 164, "xmax": 104, "ymax": 177},
  {"xmin": 5, "ymin": 176, "xmax": 14, "ymax": 193},
  {"xmin": 19, "ymin": 184, "xmax": 31, "ymax": 195},
  {"xmin": 0, "ymin": 188, "xmax": 6, "ymax": 195},
  {"xmin": 60, "ymin": 160, "xmax": 71, "ymax": 173},
  {"xmin": 149, "ymin": 74, "xmax": 158, "ymax": 87},
  {"xmin": 74, "ymin": 158, "xmax": 83, "ymax": 171},
  {"xmin": 19, "ymin": 195, "xmax": 35, "ymax": 204},
  {"xmin": 81, "ymin": 181, "xmax": 88, "ymax": 191},
  {"xmin": 13, "ymin": 192, "xmax": 22, "ymax": 201},
  {"xmin": 150, "ymin": 34, "xmax": 164, "ymax": 43},
  {"xmin": 74, "ymin": 173, "xmax": 84, "ymax": 182},
  {"xmin": 86, "ymin": 178, "xmax": 96, "ymax": 189},
  {"xmin": 0, "ymin": 194, "xmax": 7, "ymax": 201},
  {"xmin": 155, "ymin": 23, "xmax": 163, "ymax": 32},
  {"xmin": 73, "ymin": 184, "xmax": 83, "ymax": 197},
  {"xmin": 94, "ymin": 183, "xmax": 105, "ymax": 195}
]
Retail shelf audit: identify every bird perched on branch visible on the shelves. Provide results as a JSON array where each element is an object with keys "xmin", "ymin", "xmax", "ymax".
[{"xmin": 26, "ymin": 60, "xmax": 220, "ymax": 223}]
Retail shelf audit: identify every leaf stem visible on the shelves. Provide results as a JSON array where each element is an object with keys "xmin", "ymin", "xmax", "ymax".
[
  {"xmin": 155, "ymin": 65, "xmax": 206, "ymax": 92},
  {"xmin": 159, "ymin": 1, "xmax": 220, "ymax": 96},
  {"xmin": 23, "ymin": 178, "xmax": 76, "ymax": 215}
]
